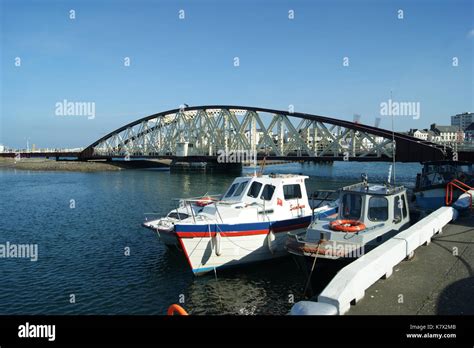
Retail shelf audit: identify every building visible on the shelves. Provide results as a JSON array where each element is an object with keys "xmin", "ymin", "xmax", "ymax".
[
  {"xmin": 451, "ymin": 112, "xmax": 473, "ymax": 130},
  {"xmin": 411, "ymin": 129, "xmax": 428, "ymax": 141},
  {"xmin": 409, "ymin": 129, "xmax": 440, "ymax": 142},
  {"xmin": 430, "ymin": 124, "xmax": 464, "ymax": 143},
  {"xmin": 465, "ymin": 123, "xmax": 474, "ymax": 142}
]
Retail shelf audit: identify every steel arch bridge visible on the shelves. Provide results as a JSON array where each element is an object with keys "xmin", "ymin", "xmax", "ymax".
[{"xmin": 80, "ymin": 105, "xmax": 451, "ymax": 163}]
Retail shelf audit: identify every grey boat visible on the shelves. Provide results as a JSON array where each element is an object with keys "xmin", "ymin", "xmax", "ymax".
[{"xmin": 286, "ymin": 175, "xmax": 411, "ymax": 260}]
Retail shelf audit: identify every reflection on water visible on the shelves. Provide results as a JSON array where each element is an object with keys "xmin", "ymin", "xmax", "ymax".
[{"xmin": 0, "ymin": 161, "xmax": 421, "ymax": 314}]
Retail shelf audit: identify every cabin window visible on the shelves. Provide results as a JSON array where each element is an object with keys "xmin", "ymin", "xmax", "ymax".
[
  {"xmin": 393, "ymin": 195, "xmax": 408, "ymax": 219},
  {"xmin": 283, "ymin": 184, "xmax": 302, "ymax": 200},
  {"xmin": 261, "ymin": 184, "xmax": 275, "ymax": 201},
  {"xmin": 393, "ymin": 195, "xmax": 408, "ymax": 221},
  {"xmin": 403, "ymin": 195, "xmax": 408, "ymax": 218},
  {"xmin": 341, "ymin": 193, "xmax": 362, "ymax": 220},
  {"xmin": 233, "ymin": 181, "xmax": 249, "ymax": 197},
  {"xmin": 247, "ymin": 181, "xmax": 263, "ymax": 198},
  {"xmin": 368, "ymin": 196, "xmax": 388, "ymax": 222},
  {"xmin": 224, "ymin": 183, "xmax": 239, "ymax": 198},
  {"xmin": 393, "ymin": 196, "xmax": 402, "ymax": 223}
]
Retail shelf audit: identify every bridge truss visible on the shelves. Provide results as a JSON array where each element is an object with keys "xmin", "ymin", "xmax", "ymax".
[{"xmin": 81, "ymin": 106, "xmax": 450, "ymax": 162}]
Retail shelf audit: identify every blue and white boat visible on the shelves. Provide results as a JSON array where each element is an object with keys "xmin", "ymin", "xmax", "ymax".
[
  {"xmin": 413, "ymin": 161, "xmax": 473, "ymax": 212},
  {"xmin": 145, "ymin": 173, "xmax": 337, "ymax": 275}
]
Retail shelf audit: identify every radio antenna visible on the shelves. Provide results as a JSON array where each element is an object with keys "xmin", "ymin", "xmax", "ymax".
[{"xmin": 391, "ymin": 90, "xmax": 396, "ymax": 185}]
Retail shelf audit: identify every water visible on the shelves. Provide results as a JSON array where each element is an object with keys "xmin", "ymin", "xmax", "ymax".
[{"xmin": 0, "ymin": 162, "xmax": 421, "ymax": 315}]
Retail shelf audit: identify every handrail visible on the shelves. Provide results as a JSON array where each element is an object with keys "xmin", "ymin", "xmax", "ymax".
[{"xmin": 445, "ymin": 179, "xmax": 473, "ymax": 208}]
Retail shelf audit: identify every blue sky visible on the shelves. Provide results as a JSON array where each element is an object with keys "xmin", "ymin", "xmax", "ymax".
[{"xmin": 1, "ymin": 0, "xmax": 473, "ymax": 148}]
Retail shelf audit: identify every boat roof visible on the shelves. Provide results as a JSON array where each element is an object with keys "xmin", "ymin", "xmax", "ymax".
[
  {"xmin": 341, "ymin": 182, "xmax": 405, "ymax": 196},
  {"xmin": 241, "ymin": 173, "xmax": 309, "ymax": 180}
]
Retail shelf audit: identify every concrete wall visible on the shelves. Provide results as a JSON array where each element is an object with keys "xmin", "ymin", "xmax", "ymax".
[{"xmin": 291, "ymin": 206, "xmax": 458, "ymax": 315}]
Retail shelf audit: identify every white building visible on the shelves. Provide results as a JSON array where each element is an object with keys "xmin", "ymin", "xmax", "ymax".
[
  {"xmin": 412, "ymin": 129, "xmax": 428, "ymax": 141},
  {"xmin": 451, "ymin": 112, "xmax": 473, "ymax": 130},
  {"xmin": 430, "ymin": 124, "xmax": 464, "ymax": 143}
]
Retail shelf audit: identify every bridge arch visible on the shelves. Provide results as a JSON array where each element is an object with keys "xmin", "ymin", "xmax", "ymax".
[{"xmin": 80, "ymin": 105, "xmax": 450, "ymax": 162}]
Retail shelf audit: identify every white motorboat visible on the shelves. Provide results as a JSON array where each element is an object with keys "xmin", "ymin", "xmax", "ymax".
[
  {"xmin": 144, "ymin": 173, "xmax": 337, "ymax": 275},
  {"xmin": 286, "ymin": 175, "xmax": 411, "ymax": 260},
  {"xmin": 142, "ymin": 196, "xmax": 219, "ymax": 248}
]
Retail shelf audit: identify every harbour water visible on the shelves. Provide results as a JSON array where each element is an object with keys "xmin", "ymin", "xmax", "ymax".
[{"xmin": 0, "ymin": 162, "xmax": 421, "ymax": 315}]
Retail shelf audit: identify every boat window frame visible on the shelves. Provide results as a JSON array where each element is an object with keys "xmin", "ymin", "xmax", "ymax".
[
  {"xmin": 283, "ymin": 184, "xmax": 302, "ymax": 200},
  {"xmin": 393, "ymin": 195, "xmax": 403, "ymax": 223},
  {"xmin": 247, "ymin": 181, "xmax": 263, "ymax": 199},
  {"xmin": 367, "ymin": 196, "xmax": 389, "ymax": 222},
  {"xmin": 260, "ymin": 184, "xmax": 276, "ymax": 201},
  {"xmin": 340, "ymin": 193, "xmax": 363, "ymax": 220},
  {"xmin": 224, "ymin": 182, "xmax": 240, "ymax": 198},
  {"xmin": 401, "ymin": 195, "xmax": 408, "ymax": 218},
  {"xmin": 232, "ymin": 180, "xmax": 249, "ymax": 197}
]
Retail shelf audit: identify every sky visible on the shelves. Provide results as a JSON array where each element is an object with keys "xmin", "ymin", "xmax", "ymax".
[{"xmin": 1, "ymin": 0, "xmax": 473, "ymax": 149}]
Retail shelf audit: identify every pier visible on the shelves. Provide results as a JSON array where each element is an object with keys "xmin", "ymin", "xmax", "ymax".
[
  {"xmin": 347, "ymin": 214, "xmax": 474, "ymax": 315},
  {"xmin": 291, "ymin": 202, "xmax": 474, "ymax": 315}
]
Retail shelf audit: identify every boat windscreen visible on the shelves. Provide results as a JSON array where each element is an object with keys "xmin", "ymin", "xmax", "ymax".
[
  {"xmin": 224, "ymin": 182, "xmax": 239, "ymax": 198},
  {"xmin": 233, "ymin": 181, "xmax": 249, "ymax": 197}
]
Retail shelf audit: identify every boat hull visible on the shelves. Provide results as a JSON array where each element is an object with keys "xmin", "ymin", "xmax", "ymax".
[
  {"xmin": 157, "ymin": 228, "xmax": 180, "ymax": 248},
  {"xmin": 176, "ymin": 212, "xmax": 338, "ymax": 275},
  {"xmin": 414, "ymin": 187, "xmax": 458, "ymax": 211}
]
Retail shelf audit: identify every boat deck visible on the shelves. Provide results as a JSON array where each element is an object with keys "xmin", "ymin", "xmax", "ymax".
[{"xmin": 346, "ymin": 212, "xmax": 474, "ymax": 315}]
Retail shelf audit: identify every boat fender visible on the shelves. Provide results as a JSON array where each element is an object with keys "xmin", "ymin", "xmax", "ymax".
[
  {"xmin": 267, "ymin": 230, "xmax": 276, "ymax": 254},
  {"xmin": 215, "ymin": 232, "xmax": 222, "ymax": 256}
]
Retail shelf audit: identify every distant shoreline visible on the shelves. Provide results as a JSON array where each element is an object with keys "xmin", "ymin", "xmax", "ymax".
[{"xmin": 0, "ymin": 157, "xmax": 123, "ymax": 172}]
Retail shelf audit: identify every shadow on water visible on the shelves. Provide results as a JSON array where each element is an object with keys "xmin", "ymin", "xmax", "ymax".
[
  {"xmin": 183, "ymin": 257, "xmax": 306, "ymax": 315},
  {"xmin": 180, "ymin": 255, "xmax": 347, "ymax": 315}
]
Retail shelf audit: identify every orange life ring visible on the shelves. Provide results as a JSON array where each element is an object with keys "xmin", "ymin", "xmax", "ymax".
[
  {"xmin": 329, "ymin": 219, "xmax": 366, "ymax": 233},
  {"xmin": 196, "ymin": 197, "xmax": 213, "ymax": 207},
  {"xmin": 167, "ymin": 304, "xmax": 189, "ymax": 316}
]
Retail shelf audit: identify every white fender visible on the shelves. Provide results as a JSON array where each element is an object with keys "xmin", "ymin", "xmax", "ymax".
[
  {"xmin": 215, "ymin": 232, "xmax": 222, "ymax": 256},
  {"xmin": 267, "ymin": 230, "xmax": 276, "ymax": 254}
]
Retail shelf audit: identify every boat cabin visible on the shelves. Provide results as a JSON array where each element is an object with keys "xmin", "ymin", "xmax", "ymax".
[
  {"xmin": 304, "ymin": 180, "xmax": 410, "ymax": 246},
  {"xmin": 189, "ymin": 174, "xmax": 313, "ymax": 223},
  {"xmin": 338, "ymin": 182, "xmax": 409, "ymax": 228}
]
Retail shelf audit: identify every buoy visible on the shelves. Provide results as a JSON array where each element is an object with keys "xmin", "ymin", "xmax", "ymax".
[
  {"xmin": 267, "ymin": 230, "xmax": 276, "ymax": 253},
  {"xmin": 329, "ymin": 220, "xmax": 366, "ymax": 233},
  {"xmin": 215, "ymin": 232, "xmax": 222, "ymax": 256},
  {"xmin": 167, "ymin": 304, "xmax": 188, "ymax": 316}
]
